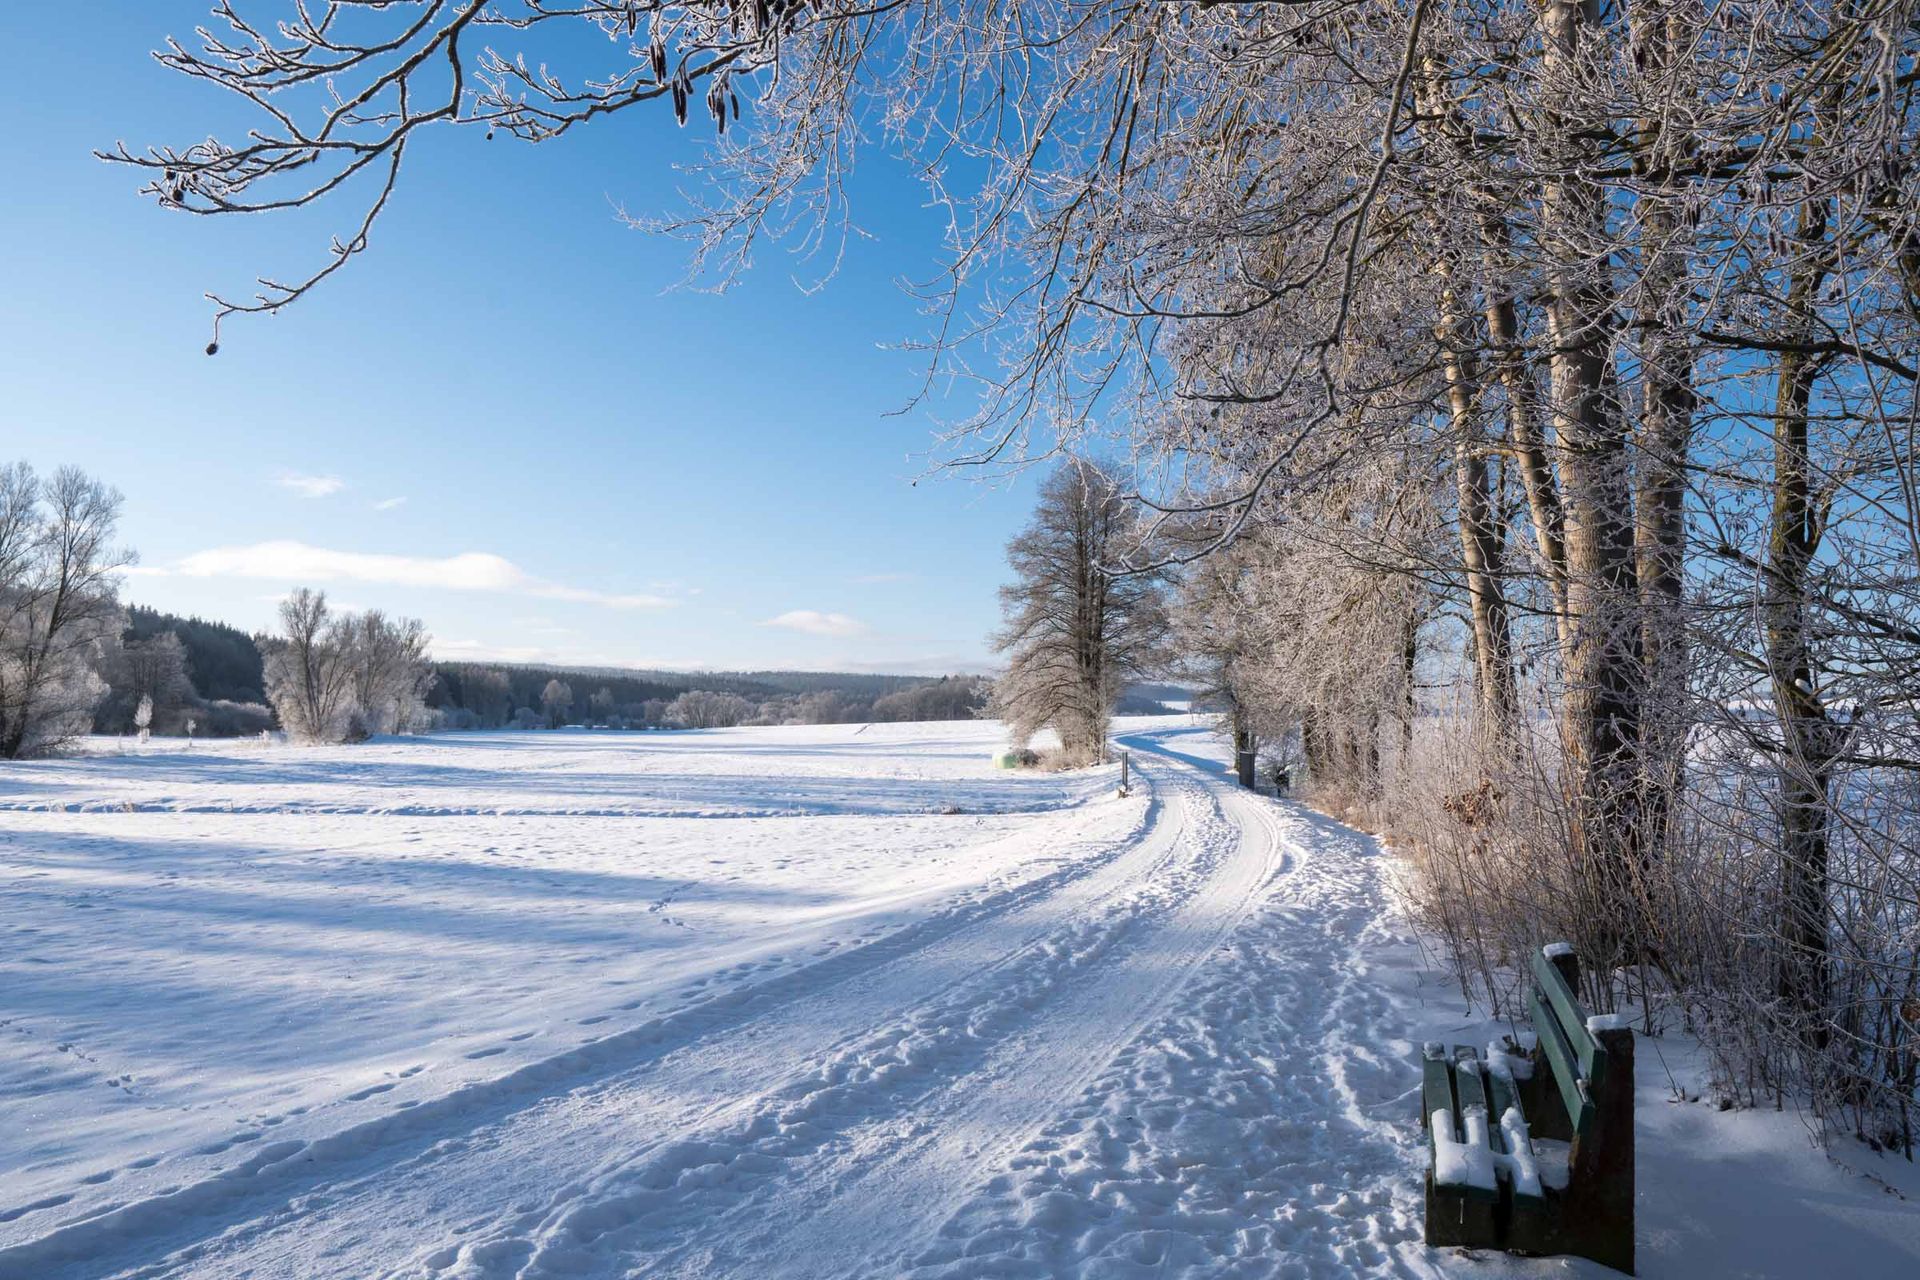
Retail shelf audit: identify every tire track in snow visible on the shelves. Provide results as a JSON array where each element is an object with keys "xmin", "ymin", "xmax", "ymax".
[
  {"xmin": 397, "ymin": 770, "xmax": 1211, "ymax": 1280},
  {"xmin": 347, "ymin": 743, "xmax": 1269, "ymax": 1279},
  {"xmin": 621, "ymin": 738, "xmax": 1288, "ymax": 1279},
  {"xmin": 906, "ymin": 748, "xmax": 1447, "ymax": 1280},
  {"xmin": 14, "ymin": 766, "xmax": 1181, "ymax": 1280}
]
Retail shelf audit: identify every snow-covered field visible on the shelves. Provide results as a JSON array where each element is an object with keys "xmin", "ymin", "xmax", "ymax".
[{"xmin": 1, "ymin": 720, "xmax": 1914, "ymax": 1278}]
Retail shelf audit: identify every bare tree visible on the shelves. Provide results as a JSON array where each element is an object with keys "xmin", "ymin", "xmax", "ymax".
[
  {"xmin": 0, "ymin": 464, "xmax": 129, "ymax": 758},
  {"xmin": 263, "ymin": 589, "xmax": 358, "ymax": 744},
  {"xmin": 992, "ymin": 460, "xmax": 1165, "ymax": 766},
  {"xmin": 346, "ymin": 610, "xmax": 435, "ymax": 736},
  {"xmin": 540, "ymin": 677, "xmax": 573, "ymax": 729},
  {"xmin": 265, "ymin": 593, "xmax": 434, "ymax": 741}
]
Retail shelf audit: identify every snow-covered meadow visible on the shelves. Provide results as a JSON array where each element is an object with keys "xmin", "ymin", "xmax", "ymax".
[
  {"xmin": 1, "ymin": 720, "xmax": 1915, "ymax": 1278},
  {"xmin": 0, "ymin": 724, "xmax": 1126, "ymax": 1208}
]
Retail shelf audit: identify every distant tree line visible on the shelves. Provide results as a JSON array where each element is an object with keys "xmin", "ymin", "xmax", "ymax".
[{"xmin": 428, "ymin": 661, "xmax": 996, "ymax": 730}]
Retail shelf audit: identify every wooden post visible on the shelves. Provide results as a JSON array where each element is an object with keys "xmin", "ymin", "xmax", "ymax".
[{"xmin": 1119, "ymin": 750, "xmax": 1130, "ymax": 793}]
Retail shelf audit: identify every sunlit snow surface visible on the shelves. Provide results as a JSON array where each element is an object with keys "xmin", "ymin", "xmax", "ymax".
[{"xmin": 1, "ymin": 720, "xmax": 1915, "ymax": 1279}]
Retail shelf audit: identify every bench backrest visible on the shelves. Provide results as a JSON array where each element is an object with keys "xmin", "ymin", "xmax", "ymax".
[{"xmin": 1528, "ymin": 948, "xmax": 1609, "ymax": 1141}]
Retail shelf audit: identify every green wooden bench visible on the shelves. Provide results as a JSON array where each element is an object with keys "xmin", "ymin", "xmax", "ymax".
[{"xmin": 1421, "ymin": 944, "xmax": 1635, "ymax": 1274}]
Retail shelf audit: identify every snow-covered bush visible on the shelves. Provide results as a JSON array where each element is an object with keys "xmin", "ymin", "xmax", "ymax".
[
  {"xmin": 540, "ymin": 678, "xmax": 573, "ymax": 729},
  {"xmin": 667, "ymin": 690, "xmax": 751, "ymax": 730},
  {"xmin": 263, "ymin": 590, "xmax": 433, "ymax": 744},
  {"xmin": 199, "ymin": 699, "xmax": 274, "ymax": 738}
]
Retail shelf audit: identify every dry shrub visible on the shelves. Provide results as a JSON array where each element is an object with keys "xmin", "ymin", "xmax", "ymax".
[
  {"xmin": 1373, "ymin": 695, "xmax": 1917, "ymax": 1156},
  {"xmin": 1373, "ymin": 707, "xmax": 1591, "ymax": 1019}
]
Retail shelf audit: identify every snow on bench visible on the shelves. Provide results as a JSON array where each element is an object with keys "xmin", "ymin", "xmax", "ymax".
[{"xmin": 1419, "ymin": 946, "xmax": 1635, "ymax": 1274}]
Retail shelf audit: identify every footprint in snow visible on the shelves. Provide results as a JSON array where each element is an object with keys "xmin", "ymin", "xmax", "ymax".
[
  {"xmin": 0, "ymin": 1193, "xmax": 72, "ymax": 1223},
  {"xmin": 196, "ymin": 1131, "xmax": 260, "ymax": 1155}
]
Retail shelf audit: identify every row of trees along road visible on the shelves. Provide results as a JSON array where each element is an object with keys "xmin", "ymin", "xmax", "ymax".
[{"xmin": 124, "ymin": 1, "xmax": 1920, "ymax": 1152}]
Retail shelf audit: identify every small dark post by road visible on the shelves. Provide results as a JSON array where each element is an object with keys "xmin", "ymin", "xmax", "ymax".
[
  {"xmin": 1118, "ymin": 749, "xmax": 1130, "ymax": 796},
  {"xmin": 1232, "ymin": 715, "xmax": 1257, "ymax": 790}
]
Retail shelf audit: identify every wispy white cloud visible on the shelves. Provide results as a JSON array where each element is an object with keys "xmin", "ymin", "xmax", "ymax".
[
  {"xmin": 430, "ymin": 638, "xmax": 567, "ymax": 664},
  {"xmin": 836, "ymin": 656, "xmax": 998, "ymax": 676},
  {"xmin": 372, "ymin": 496, "xmax": 407, "ymax": 511},
  {"xmin": 760, "ymin": 609, "xmax": 870, "ymax": 638},
  {"xmin": 153, "ymin": 540, "xmax": 672, "ymax": 610},
  {"xmin": 277, "ymin": 471, "xmax": 345, "ymax": 499}
]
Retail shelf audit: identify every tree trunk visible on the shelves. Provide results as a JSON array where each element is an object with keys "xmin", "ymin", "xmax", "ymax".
[
  {"xmin": 1233, "ymin": 711, "xmax": 1257, "ymax": 790},
  {"xmin": 1483, "ymin": 252, "xmax": 1573, "ymax": 660},
  {"xmin": 1630, "ymin": 0, "xmax": 1698, "ymax": 870},
  {"xmin": 1401, "ymin": 601, "xmax": 1420, "ymax": 757},
  {"xmin": 1302, "ymin": 705, "xmax": 1330, "ymax": 781},
  {"xmin": 1766, "ymin": 194, "xmax": 1838, "ymax": 1043},
  {"xmin": 1435, "ymin": 271, "xmax": 1521, "ymax": 737},
  {"xmin": 1541, "ymin": 0, "xmax": 1647, "ymax": 957}
]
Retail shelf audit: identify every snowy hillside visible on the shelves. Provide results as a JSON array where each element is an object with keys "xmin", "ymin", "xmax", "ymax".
[{"xmin": 1, "ymin": 722, "xmax": 1914, "ymax": 1278}]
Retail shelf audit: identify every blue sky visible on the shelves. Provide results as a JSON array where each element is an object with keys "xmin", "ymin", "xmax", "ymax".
[{"xmin": 1, "ymin": 5, "xmax": 1039, "ymax": 674}]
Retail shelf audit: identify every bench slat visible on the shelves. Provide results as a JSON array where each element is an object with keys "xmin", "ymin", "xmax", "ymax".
[
  {"xmin": 1422, "ymin": 1043, "xmax": 1455, "ymax": 1138},
  {"xmin": 1530, "ymin": 987, "xmax": 1596, "ymax": 1140},
  {"xmin": 1426, "ymin": 1044, "xmax": 1499, "ymax": 1202},
  {"xmin": 1484, "ymin": 1059, "xmax": 1546, "ymax": 1206},
  {"xmin": 1531, "ymin": 948, "xmax": 1608, "ymax": 1088},
  {"xmin": 1452, "ymin": 1046, "xmax": 1493, "ymax": 1143}
]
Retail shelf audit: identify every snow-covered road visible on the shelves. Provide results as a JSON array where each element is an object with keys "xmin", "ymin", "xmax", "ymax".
[
  {"xmin": 2, "ymin": 722, "xmax": 1438, "ymax": 1279},
  {"xmin": 8, "ymin": 722, "xmax": 1911, "ymax": 1279}
]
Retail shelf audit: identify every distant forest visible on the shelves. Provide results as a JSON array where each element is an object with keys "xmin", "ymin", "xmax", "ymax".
[
  {"xmin": 125, "ymin": 606, "xmax": 265, "ymax": 703},
  {"xmin": 425, "ymin": 662, "xmax": 996, "ymax": 730},
  {"xmin": 107, "ymin": 606, "xmax": 1188, "ymax": 735}
]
